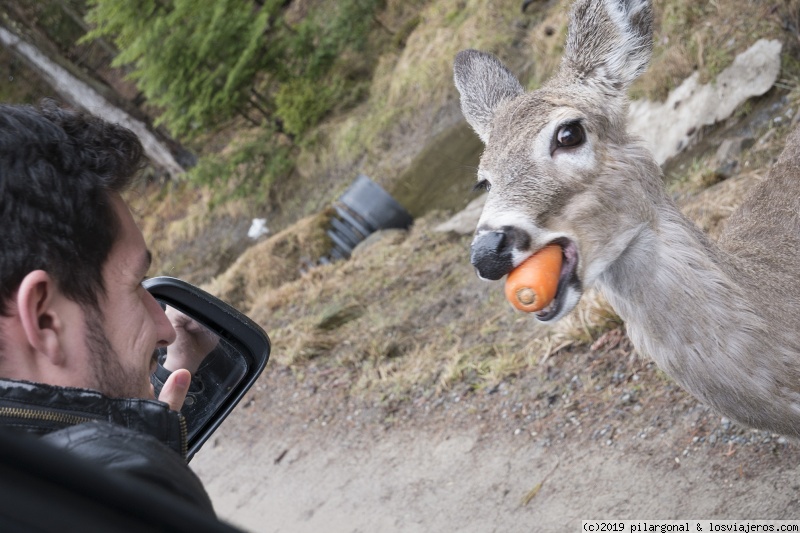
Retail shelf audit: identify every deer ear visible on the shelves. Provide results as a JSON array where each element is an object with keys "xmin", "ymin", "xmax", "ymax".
[
  {"xmin": 454, "ymin": 50, "xmax": 524, "ymax": 144},
  {"xmin": 561, "ymin": 0, "xmax": 653, "ymax": 92}
]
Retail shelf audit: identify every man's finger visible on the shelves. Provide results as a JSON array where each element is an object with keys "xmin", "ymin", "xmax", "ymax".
[{"xmin": 158, "ymin": 368, "xmax": 191, "ymax": 411}]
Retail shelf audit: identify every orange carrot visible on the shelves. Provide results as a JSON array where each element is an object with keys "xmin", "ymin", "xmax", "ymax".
[{"xmin": 504, "ymin": 244, "xmax": 562, "ymax": 312}]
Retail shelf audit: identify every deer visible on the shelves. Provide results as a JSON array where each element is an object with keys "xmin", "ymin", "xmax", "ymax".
[{"xmin": 454, "ymin": 0, "xmax": 800, "ymax": 437}]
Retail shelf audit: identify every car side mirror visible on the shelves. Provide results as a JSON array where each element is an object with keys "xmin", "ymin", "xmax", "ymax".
[{"xmin": 143, "ymin": 276, "xmax": 270, "ymax": 461}]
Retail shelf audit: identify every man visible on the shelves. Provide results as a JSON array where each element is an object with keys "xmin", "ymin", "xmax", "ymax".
[{"xmin": 0, "ymin": 100, "xmax": 212, "ymax": 512}]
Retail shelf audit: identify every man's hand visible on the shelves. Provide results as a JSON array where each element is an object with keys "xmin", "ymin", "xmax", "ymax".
[
  {"xmin": 163, "ymin": 307, "xmax": 218, "ymax": 374},
  {"xmin": 155, "ymin": 308, "xmax": 218, "ymax": 411},
  {"xmin": 157, "ymin": 368, "xmax": 192, "ymax": 412}
]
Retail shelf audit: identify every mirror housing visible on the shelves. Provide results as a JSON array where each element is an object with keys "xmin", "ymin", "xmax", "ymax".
[{"xmin": 144, "ymin": 277, "xmax": 270, "ymax": 460}]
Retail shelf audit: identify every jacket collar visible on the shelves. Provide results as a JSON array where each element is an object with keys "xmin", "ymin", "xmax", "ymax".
[{"xmin": 0, "ymin": 377, "xmax": 187, "ymax": 457}]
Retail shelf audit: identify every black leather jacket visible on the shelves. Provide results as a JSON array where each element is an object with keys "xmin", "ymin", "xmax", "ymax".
[{"xmin": 0, "ymin": 377, "xmax": 213, "ymax": 513}]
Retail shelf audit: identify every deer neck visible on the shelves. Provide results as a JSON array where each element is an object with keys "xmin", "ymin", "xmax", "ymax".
[{"xmin": 595, "ymin": 197, "xmax": 779, "ymax": 420}]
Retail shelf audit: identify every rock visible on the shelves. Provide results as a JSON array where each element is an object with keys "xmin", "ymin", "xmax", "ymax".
[
  {"xmin": 350, "ymin": 228, "xmax": 408, "ymax": 257},
  {"xmin": 629, "ymin": 39, "xmax": 782, "ymax": 165},
  {"xmin": 715, "ymin": 138, "xmax": 745, "ymax": 167},
  {"xmin": 712, "ymin": 136, "xmax": 755, "ymax": 181},
  {"xmin": 433, "ymin": 194, "xmax": 487, "ymax": 234},
  {"xmin": 712, "ymin": 161, "xmax": 738, "ymax": 182}
]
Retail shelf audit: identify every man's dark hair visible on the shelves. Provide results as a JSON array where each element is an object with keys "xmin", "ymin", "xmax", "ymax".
[{"xmin": 0, "ymin": 100, "xmax": 144, "ymax": 314}]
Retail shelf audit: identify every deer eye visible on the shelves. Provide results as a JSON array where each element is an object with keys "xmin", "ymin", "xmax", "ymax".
[{"xmin": 554, "ymin": 122, "xmax": 585, "ymax": 151}]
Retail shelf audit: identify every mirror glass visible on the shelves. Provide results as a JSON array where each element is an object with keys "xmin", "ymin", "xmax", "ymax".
[
  {"xmin": 151, "ymin": 305, "xmax": 248, "ymax": 443},
  {"xmin": 144, "ymin": 276, "xmax": 270, "ymax": 460}
]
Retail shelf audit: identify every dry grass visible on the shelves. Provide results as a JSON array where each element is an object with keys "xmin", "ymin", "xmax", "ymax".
[
  {"xmin": 203, "ymin": 208, "xmax": 334, "ymax": 312},
  {"xmin": 633, "ymin": 0, "xmax": 791, "ymax": 101},
  {"xmin": 126, "ymin": 182, "xmax": 260, "ymax": 284},
  {"xmin": 522, "ymin": 5, "xmax": 570, "ymax": 90},
  {"xmin": 189, "ymin": 204, "xmax": 625, "ymax": 405},
  {"xmin": 298, "ymin": 0, "xmax": 530, "ymax": 194},
  {"xmin": 680, "ymin": 171, "xmax": 766, "ymax": 240}
]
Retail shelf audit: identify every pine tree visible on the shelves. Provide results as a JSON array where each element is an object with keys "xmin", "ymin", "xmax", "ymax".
[
  {"xmin": 83, "ymin": 0, "xmax": 276, "ymax": 138},
  {"xmin": 83, "ymin": 0, "xmax": 383, "ymax": 140}
]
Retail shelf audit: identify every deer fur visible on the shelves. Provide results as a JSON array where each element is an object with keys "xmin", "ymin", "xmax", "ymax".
[{"xmin": 454, "ymin": 0, "xmax": 800, "ymax": 436}]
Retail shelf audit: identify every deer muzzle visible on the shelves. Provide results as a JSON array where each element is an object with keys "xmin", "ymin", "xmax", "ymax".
[{"xmin": 470, "ymin": 230, "xmax": 516, "ymax": 280}]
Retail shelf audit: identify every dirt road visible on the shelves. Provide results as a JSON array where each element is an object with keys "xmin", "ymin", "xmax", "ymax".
[{"xmin": 192, "ymin": 366, "xmax": 800, "ymax": 533}]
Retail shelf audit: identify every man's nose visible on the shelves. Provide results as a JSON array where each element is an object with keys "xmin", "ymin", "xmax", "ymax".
[{"xmin": 146, "ymin": 291, "xmax": 177, "ymax": 347}]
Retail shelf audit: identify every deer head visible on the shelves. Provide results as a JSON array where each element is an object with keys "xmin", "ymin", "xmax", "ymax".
[{"xmin": 455, "ymin": 0, "xmax": 658, "ymax": 322}]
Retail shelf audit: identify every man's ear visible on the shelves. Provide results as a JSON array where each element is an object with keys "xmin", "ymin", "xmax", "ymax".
[{"xmin": 15, "ymin": 270, "xmax": 66, "ymax": 365}]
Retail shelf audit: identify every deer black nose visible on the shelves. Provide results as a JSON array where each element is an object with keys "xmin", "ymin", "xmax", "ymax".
[{"xmin": 471, "ymin": 230, "xmax": 514, "ymax": 280}]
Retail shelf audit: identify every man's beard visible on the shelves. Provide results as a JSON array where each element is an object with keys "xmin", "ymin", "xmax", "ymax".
[{"xmin": 84, "ymin": 306, "xmax": 150, "ymax": 399}]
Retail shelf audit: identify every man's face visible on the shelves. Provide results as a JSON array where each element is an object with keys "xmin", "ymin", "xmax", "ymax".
[{"xmin": 84, "ymin": 193, "xmax": 176, "ymax": 399}]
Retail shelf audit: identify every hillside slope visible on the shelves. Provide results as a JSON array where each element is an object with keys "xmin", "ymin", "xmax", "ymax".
[{"xmin": 138, "ymin": 1, "xmax": 800, "ymax": 529}]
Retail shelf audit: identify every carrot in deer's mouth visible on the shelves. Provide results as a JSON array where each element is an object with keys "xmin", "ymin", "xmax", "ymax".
[{"xmin": 504, "ymin": 244, "xmax": 562, "ymax": 312}]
